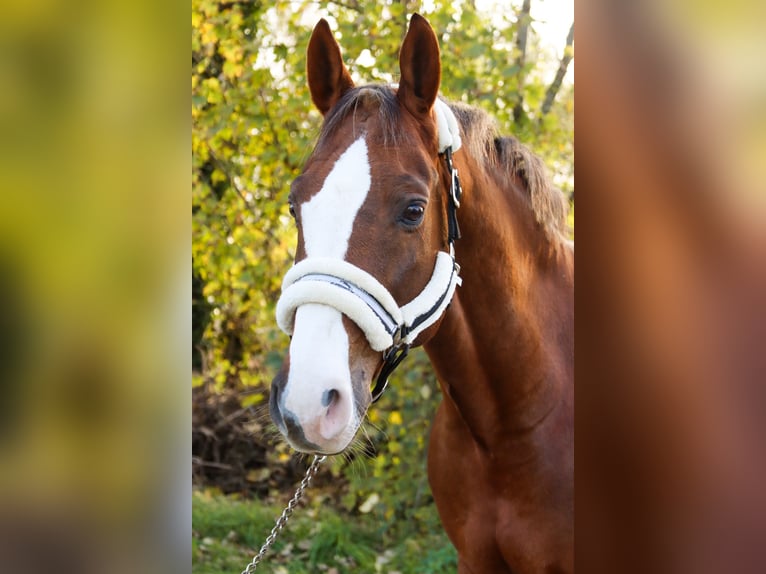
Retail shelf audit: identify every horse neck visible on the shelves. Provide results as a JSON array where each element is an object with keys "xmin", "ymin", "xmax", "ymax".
[{"xmin": 424, "ymin": 153, "xmax": 574, "ymax": 451}]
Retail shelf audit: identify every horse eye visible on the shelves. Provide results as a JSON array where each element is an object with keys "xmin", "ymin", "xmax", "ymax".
[
  {"xmin": 288, "ymin": 201, "xmax": 296, "ymax": 219},
  {"xmin": 401, "ymin": 202, "xmax": 425, "ymax": 226}
]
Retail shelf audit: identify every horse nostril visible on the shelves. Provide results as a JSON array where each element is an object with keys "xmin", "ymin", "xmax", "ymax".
[{"xmin": 322, "ymin": 388, "xmax": 340, "ymax": 408}]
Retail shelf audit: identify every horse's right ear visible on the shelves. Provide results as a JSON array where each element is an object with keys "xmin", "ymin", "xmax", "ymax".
[{"xmin": 307, "ymin": 19, "xmax": 354, "ymax": 116}]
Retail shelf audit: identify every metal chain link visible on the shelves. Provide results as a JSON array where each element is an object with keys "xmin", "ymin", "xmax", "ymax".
[{"xmin": 241, "ymin": 455, "xmax": 326, "ymax": 574}]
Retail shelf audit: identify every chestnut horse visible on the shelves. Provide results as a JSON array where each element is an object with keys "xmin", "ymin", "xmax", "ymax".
[{"xmin": 269, "ymin": 14, "xmax": 573, "ymax": 573}]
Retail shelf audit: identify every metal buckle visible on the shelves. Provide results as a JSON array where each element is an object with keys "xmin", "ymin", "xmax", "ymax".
[{"xmin": 450, "ymin": 167, "xmax": 461, "ymax": 208}]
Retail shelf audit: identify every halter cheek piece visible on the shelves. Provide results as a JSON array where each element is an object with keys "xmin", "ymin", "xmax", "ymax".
[{"xmin": 276, "ymin": 99, "xmax": 463, "ymax": 402}]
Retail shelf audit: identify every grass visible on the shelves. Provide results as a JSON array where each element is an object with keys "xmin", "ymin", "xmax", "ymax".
[{"xmin": 192, "ymin": 489, "xmax": 457, "ymax": 573}]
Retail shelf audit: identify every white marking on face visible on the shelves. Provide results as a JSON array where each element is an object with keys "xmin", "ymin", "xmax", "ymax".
[
  {"xmin": 282, "ymin": 136, "xmax": 371, "ymax": 450},
  {"xmin": 301, "ymin": 137, "xmax": 371, "ymax": 258},
  {"xmin": 284, "ymin": 304, "xmax": 357, "ymax": 449}
]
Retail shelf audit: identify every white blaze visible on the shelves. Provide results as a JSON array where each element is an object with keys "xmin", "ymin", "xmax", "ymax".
[
  {"xmin": 300, "ymin": 137, "xmax": 372, "ymax": 258},
  {"xmin": 282, "ymin": 137, "xmax": 371, "ymax": 448}
]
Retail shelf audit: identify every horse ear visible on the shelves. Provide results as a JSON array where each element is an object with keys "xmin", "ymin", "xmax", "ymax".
[
  {"xmin": 397, "ymin": 13, "xmax": 441, "ymax": 118},
  {"xmin": 307, "ymin": 19, "xmax": 354, "ymax": 116}
]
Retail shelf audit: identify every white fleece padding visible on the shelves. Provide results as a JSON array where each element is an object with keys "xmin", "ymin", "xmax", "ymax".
[
  {"xmin": 277, "ymin": 258, "xmax": 404, "ymax": 352},
  {"xmin": 281, "ymin": 258, "xmax": 402, "ymax": 320},
  {"xmin": 433, "ymin": 99, "xmax": 462, "ymax": 153},
  {"xmin": 400, "ymin": 251, "xmax": 462, "ymax": 344},
  {"xmin": 276, "ymin": 251, "xmax": 461, "ymax": 352},
  {"xmin": 277, "ymin": 282, "xmax": 397, "ymax": 351}
]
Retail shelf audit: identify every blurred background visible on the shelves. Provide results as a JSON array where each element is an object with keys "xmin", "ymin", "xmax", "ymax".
[
  {"xmin": 192, "ymin": 0, "xmax": 573, "ymax": 571},
  {"xmin": 0, "ymin": 0, "xmax": 188, "ymax": 573},
  {"xmin": 576, "ymin": 1, "xmax": 766, "ymax": 572}
]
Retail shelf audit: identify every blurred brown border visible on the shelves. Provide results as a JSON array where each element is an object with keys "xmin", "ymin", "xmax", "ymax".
[{"xmin": 575, "ymin": 1, "xmax": 766, "ymax": 572}]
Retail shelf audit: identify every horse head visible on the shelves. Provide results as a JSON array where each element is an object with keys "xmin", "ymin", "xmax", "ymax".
[{"xmin": 269, "ymin": 15, "xmax": 461, "ymax": 454}]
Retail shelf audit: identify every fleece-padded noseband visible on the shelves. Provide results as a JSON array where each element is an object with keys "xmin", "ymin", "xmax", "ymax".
[{"xmin": 276, "ymin": 252, "xmax": 461, "ymax": 352}]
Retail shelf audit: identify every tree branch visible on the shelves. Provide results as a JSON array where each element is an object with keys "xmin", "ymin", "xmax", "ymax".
[
  {"xmin": 329, "ymin": 0, "xmax": 362, "ymax": 14},
  {"xmin": 540, "ymin": 22, "xmax": 574, "ymax": 118},
  {"xmin": 513, "ymin": 0, "xmax": 532, "ymax": 125}
]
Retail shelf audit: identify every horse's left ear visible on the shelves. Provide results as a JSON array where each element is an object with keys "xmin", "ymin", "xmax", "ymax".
[{"xmin": 397, "ymin": 13, "xmax": 441, "ymax": 118}]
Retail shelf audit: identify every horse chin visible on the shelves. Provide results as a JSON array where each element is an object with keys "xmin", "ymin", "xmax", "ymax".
[{"xmin": 287, "ymin": 419, "xmax": 361, "ymax": 455}]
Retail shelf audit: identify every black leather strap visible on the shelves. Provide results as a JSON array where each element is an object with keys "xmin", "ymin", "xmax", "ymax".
[
  {"xmin": 443, "ymin": 146, "xmax": 462, "ymax": 246},
  {"xmin": 371, "ymin": 343, "xmax": 410, "ymax": 403}
]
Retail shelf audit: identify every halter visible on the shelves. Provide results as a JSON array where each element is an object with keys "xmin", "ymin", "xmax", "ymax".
[{"xmin": 276, "ymin": 99, "xmax": 463, "ymax": 402}]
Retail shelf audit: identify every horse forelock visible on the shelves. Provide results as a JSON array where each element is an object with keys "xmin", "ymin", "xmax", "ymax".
[{"xmin": 317, "ymin": 85, "xmax": 404, "ymax": 149}]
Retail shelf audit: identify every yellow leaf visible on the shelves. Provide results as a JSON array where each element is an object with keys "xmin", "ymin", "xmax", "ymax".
[
  {"xmin": 388, "ymin": 411, "xmax": 402, "ymax": 425},
  {"xmin": 241, "ymin": 393, "xmax": 264, "ymax": 408},
  {"xmin": 359, "ymin": 493, "xmax": 379, "ymax": 513}
]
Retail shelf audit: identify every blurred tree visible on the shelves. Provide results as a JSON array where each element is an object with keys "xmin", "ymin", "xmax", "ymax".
[{"xmin": 192, "ymin": 0, "xmax": 573, "ymax": 530}]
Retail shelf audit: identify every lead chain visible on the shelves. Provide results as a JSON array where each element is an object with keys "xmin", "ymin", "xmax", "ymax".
[{"xmin": 241, "ymin": 455, "xmax": 326, "ymax": 574}]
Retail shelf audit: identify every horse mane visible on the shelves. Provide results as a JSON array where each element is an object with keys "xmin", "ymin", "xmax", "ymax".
[
  {"xmin": 317, "ymin": 85, "xmax": 570, "ymax": 243},
  {"xmin": 447, "ymin": 102, "xmax": 571, "ymax": 244}
]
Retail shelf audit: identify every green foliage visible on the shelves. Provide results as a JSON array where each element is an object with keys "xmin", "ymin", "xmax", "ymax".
[
  {"xmin": 338, "ymin": 349, "xmax": 442, "ymax": 530},
  {"xmin": 192, "ymin": 489, "xmax": 456, "ymax": 573},
  {"xmin": 193, "ymin": 0, "xmax": 573, "ymax": 562}
]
